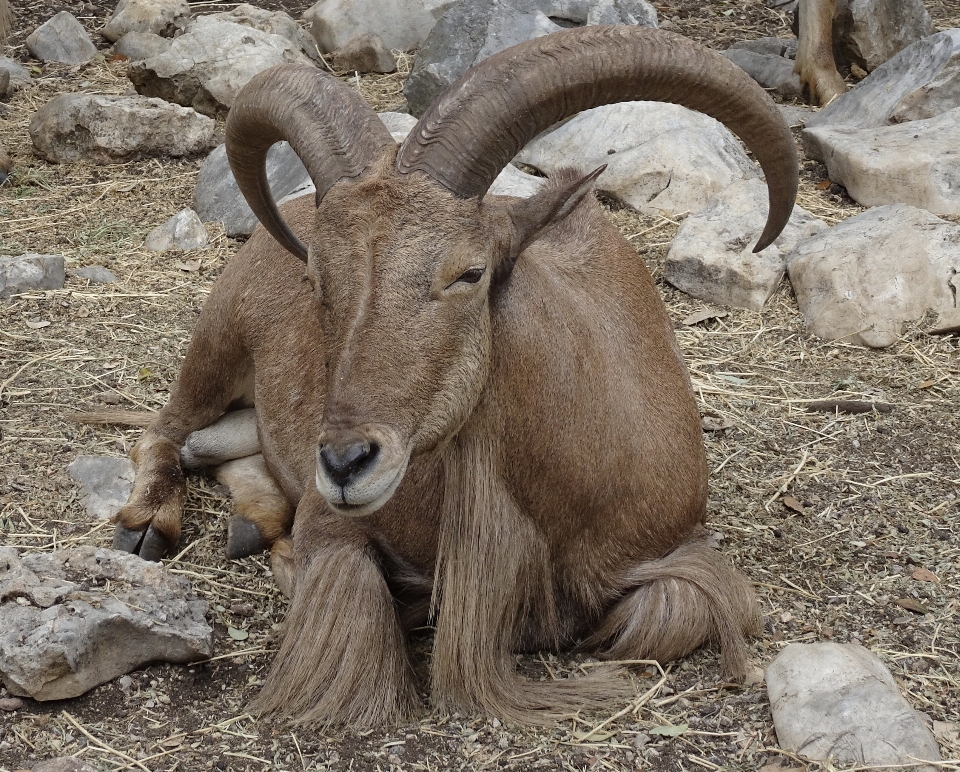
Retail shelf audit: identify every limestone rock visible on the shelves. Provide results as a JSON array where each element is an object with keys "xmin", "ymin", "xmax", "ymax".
[
  {"xmin": 806, "ymin": 29, "xmax": 960, "ymax": 136},
  {"xmin": 101, "ymin": 0, "xmax": 191, "ymax": 43},
  {"xmin": 404, "ymin": 0, "xmax": 657, "ymax": 116},
  {"xmin": 833, "ymin": 0, "xmax": 933, "ymax": 73},
  {"xmin": 515, "ymin": 102, "xmax": 760, "ymax": 217},
  {"xmin": 766, "ymin": 642, "xmax": 941, "ymax": 769},
  {"xmin": 25, "ymin": 12, "xmax": 98, "ymax": 64},
  {"xmin": 0, "ymin": 57, "xmax": 31, "ymax": 96},
  {"xmin": 334, "ymin": 32, "xmax": 397, "ymax": 73},
  {"xmin": 30, "ymin": 93, "xmax": 217, "ymax": 163},
  {"xmin": 488, "ymin": 163, "xmax": 546, "ymax": 198},
  {"xmin": 664, "ymin": 179, "xmax": 826, "ymax": 311},
  {"xmin": 892, "ymin": 51, "xmax": 960, "ymax": 123},
  {"xmin": 129, "ymin": 16, "xmax": 312, "ymax": 116},
  {"xmin": 728, "ymin": 36, "xmax": 797, "ymax": 59},
  {"xmin": 0, "ymin": 546, "xmax": 212, "ymax": 701},
  {"xmin": 67, "ymin": 455, "xmax": 136, "ymax": 519},
  {"xmin": 722, "ymin": 48, "xmax": 802, "ymax": 98},
  {"xmin": 803, "ymin": 107, "xmax": 960, "ymax": 214},
  {"xmin": 69, "ymin": 265, "xmax": 118, "ymax": 284},
  {"xmin": 304, "ymin": 0, "xmax": 456, "ymax": 54},
  {"xmin": 786, "ymin": 204, "xmax": 960, "ymax": 347},
  {"xmin": 378, "ymin": 110, "xmax": 417, "ymax": 140},
  {"xmin": 32, "ymin": 760, "xmax": 100, "ymax": 772},
  {"xmin": 194, "ymin": 141, "xmax": 312, "ymax": 236},
  {"xmin": 145, "ymin": 208, "xmax": 209, "ymax": 251},
  {"xmin": 207, "ymin": 4, "xmax": 320, "ymax": 62},
  {"xmin": 112, "ymin": 30, "xmax": 172, "ymax": 61},
  {"xmin": 0, "ymin": 254, "xmax": 65, "ymax": 300}
]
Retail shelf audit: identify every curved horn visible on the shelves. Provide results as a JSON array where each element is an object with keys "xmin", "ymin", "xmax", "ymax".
[
  {"xmin": 397, "ymin": 26, "xmax": 798, "ymax": 252},
  {"xmin": 226, "ymin": 64, "xmax": 395, "ymax": 260}
]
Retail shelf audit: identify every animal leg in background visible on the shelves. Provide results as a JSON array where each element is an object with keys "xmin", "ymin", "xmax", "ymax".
[
  {"xmin": 795, "ymin": 0, "xmax": 848, "ymax": 105},
  {"xmin": 255, "ymin": 491, "xmax": 418, "ymax": 727},
  {"xmin": 583, "ymin": 534, "xmax": 761, "ymax": 679},
  {"xmin": 114, "ymin": 290, "xmax": 255, "ymax": 560}
]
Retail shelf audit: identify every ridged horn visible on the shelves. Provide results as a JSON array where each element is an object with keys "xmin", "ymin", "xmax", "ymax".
[
  {"xmin": 398, "ymin": 26, "xmax": 799, "ymax": 252},
  {"xmin": 226, "ymin": 64, "xmax": 395, "ymax": 261}
]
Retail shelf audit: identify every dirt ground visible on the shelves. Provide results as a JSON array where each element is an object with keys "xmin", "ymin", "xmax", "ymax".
[{"xmin": 2, "ymin": 1, "xmax": 960, "ymax": 771}]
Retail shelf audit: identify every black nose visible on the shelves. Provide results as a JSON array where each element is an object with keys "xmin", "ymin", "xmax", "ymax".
[{"xmin": 319, "ymin": 437, "xmax": 379, "ymax": 488}]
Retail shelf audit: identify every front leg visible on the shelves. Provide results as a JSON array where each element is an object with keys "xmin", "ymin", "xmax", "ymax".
[
  {"xmin": 254, "ymin": 490, "xmax": 418, "ymax": 727},
  {"xmin": 795, "ymin": 0, "xmax": 847, "ymax": 106}
]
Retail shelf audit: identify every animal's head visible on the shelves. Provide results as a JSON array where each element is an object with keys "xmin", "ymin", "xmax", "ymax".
[{"xmin": 226, "ymin": 26, "xmax": 799, "ymax": 517}]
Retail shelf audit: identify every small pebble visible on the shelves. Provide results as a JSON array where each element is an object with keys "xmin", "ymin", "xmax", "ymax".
[{"xmin": 0, "ymin": 697, "xmax": 24, "ymax": 711}]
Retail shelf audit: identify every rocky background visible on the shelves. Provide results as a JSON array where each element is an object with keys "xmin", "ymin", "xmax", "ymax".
[{"xmin": 1, "ymin": 0, "xmax": 960, "ymax": 771}]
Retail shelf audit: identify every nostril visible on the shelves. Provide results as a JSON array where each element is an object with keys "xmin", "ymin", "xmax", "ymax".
[{"xmin": 319, "ymin": 439, "xmax": 379, "ymax": 487}]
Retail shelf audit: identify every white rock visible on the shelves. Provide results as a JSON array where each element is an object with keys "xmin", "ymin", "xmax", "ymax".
[
  {"xmin": 112, "ymin": 31, "xmax": 172, "ymax": 61},
  {"xmin": 786, "ymin": 204, "xmax": 960, "ymax": 347},
  {"xmin": 145, "ymin": 208, "xmax": 209, "ymax": 251},
  {"xmin": 0, "ymin": 254, "xmax": 65, "ymax": 300},
  {"xmin": 664, "ymin": 179, "xmax": 826, "ymax": 311},
  {"xmin": 207, "ymin": 4, "xmax": 319, "ymax": 62},
  {"xmin": 304, "ymin": 0, "xmax": 455, "ymax": 54},
  {"xmin": 378, "ymin": 110, "xmax": 417, "ymax": 140},
  {"xmin": 69, "ymin": 265, "xmax": 118, "ymax": 284},
  {"xmin": 803, "ymin": 107, "xmax": 960, "ymax": 215},
  {"xmin": 0, "ymin": 546, "xmax": 212, "ymax": 701},
  {"xmin": 101, "ymin": 0, "xmax": 191, "ymax": 43},
  {"xmin": 30, "ymin": 93, "xmax": 217, "ymax": 163},
  {"xmin": 488, "ymin": 163, "xmax": 546, "ymax": 198},
  {"xmin": 766, "ymin": 642, "xmax": 941, "ymax": 770},
  {"xmin": 722, "ymin": 48, "xmax": 801, "ymax": 98},
  {"xmin": 806, "ymin": 29, "xmax": 960, "ymax": 136},
  {"xmin": 515, "ymin": 102, "xmax": 760, "ymax": 218},
  {"xmin": 66, "ymin": 455, "xmax": 136, "ymax": 519},
  {"xmin": 892, "ymin": 51, "xmax": 960, "ymax": 123},
  {"xmin": 25, "ymin": 12, "xmax": 97, "ymax": 64},
  {"xmin": 404, "ymin": 0, "xmax": 657, "ymax": 116},
  {"xmin": 129, "ymin": 16, "xmax": 312, "ymax": 116}
]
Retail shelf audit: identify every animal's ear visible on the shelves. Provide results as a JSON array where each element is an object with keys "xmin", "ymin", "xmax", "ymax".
[{"xmin": 494, "ymin": 165, "xmax": 606, "ymax": 283}]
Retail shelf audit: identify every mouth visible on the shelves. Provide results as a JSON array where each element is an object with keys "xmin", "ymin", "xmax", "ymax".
[{"xmin": 314, "ymin": 442, "xmax": 410, "ymax": 517}]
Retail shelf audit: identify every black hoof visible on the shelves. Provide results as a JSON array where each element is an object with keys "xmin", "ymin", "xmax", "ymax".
[
  {"xmin": 138, "ymin": 525, "xmax": 172, "ymax": 562},
  {"xmin": 113, "ymin": 525, "xmax": 146, "ymax": 553},
  {"xmin": 226, "ymin": 516, "xmax": 267, "ymax": 559}
]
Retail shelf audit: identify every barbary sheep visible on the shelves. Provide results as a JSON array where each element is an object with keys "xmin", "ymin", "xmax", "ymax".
[
  {"xmin": 101, "ymin": 26, "xmax": 799, "ymax": 726},
  {"xmin": 795, "ymin": 0, "xmax": 849, "ymax": 105}
]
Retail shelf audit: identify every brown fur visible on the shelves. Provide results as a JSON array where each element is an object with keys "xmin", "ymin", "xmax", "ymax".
[
  {"xmin": 795, "ymin": 0, "xmax": 848, "ymax": 106},
  {"xmin": 0, "ymin": 0, "xmax": 11, "ymax": 46},
  {"xmin": 103, "ymin": 152, "xmax": 760, "ymax": 726}
]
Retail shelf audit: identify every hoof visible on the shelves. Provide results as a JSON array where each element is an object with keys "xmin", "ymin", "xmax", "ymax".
[
  {"xmin": 113, "ymin": 525, "xmax": 146, "ymax": 553},
  {"xmin": 226, "ymin": 516, "xmax": 267, "ymax": 559},
  {"xmin": 139, "ymin": 525, "xmax": 173, "ymax": 561}
]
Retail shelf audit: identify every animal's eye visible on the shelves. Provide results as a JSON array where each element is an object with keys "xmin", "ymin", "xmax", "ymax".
[{"xmin": 455, "ymin": 267, "xmax": 484, "ymax": 285}]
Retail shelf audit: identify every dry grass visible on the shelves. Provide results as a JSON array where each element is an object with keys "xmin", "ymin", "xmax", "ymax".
[{"xmin": 2, "ymin": 1, "xmax": 960, "ymax": 770}]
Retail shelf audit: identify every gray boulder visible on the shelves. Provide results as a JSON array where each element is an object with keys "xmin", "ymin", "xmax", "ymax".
[
  {"xmin": 1, "ymin": 254, "xmax": 65, "ymax": 300},
  {"xmin": 129, "ymin": 16, "xmax": 312, "ymax": 116},
  {"xmin": 404, "ymin": 0, "xmax": 657, "ymax": 116},
  {"xmin": 833, "ymin": 0, "xmax": 933, "ymax": 73},
  {"xmin": 30, "ymin": 93, "xmax": 217, "ymax": 163},
  {"xmin": 515, "ymin": 102, "xmax": 759, "ymax": 218},
  {"xmin": 806, "ymin": 29, "xmax": 960, "ymax": 135},
  {"xmin": 25, "ymin": 12, "xmax": 98, "ymax": 65},
  {"xmin": 304, "ymin": 0, "xmax": 456, "ymax": 54},
  {"xmin": 145, "ymin": 208, "xmax": 209, "ymax": 251},
  {"xmin": 664, "ymin": 179, "xmax": 826, "ymax": 311},
  {"xmin": 68, "ymin": 265, "xmax": 118, "ymax": 284},
  {"xmin": 101, "ymin": 0, "xmax": 191, "ymax": 43},
  {"xmin": 0, "ymin": 57, "xmax": 31, "ymax": 96},
  {"xmin": 66, "ymin": 455, "xmax": 136, "ymax": 519},
  {"xmin": 722, "ymin": 48, "xmax": 802, "ymax": 98},
  {"xmin": 488, "ymin": 163, "xmax": 546, "ymax": 198},
  {"xmin": 334, "ymin": 32, "xmax": 397, "ymax": 73},
  {"xmin": 767, "ymin": 642, "xmax": 941, "ymax": 770},
  {"xmin": 208, "ymin": 4, "xmax": 320, "ymax": 62},
  {"xmin": 379, "ymin": 110, "xmax": 417, "ymax": 140},
  {"xmin": 728, "ymin": 36, "xmax": 797, "ymax": 59},
  {"xmin": 892, "ymin": 50, "xmax": 960, "ymax": 123},
  {"xmin": 803, "ymin": 107, "xmax": 960, "ymax": 214},
  {"xmin": 112, "ymin": 31, "xmax": 172, "ymax": 61},
  {"xmin": 787, "ymin": 204, "xmax": 960, "ymax": 347},
  {"xmin": 32, "ymin": 760, "xmax": 100, "ymax": 772},
  {"xmin": 0, "ymin": 546, "xmax": 212, "ymax": 700},
  {"xmin": 194, "ymin": 141, "xmax": 312, "ymax": 236}
]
